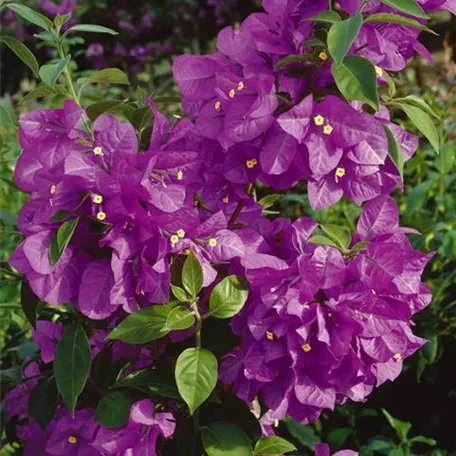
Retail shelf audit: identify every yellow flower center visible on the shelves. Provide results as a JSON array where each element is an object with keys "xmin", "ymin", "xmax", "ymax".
[
  {"xmin": 68, "ymin": 436, "xmax": 77, "ymax": 444},
  {"xmin": 215, "ymin": 101, "xmax": 221, "ymax": 111},
  {"xmin": 222, "ymin": 196, "xmax": 229, "ymax": 203},
  {"xmin": 375, "ymin": 66, "xmax": 383, "ymax": 77},
  {"xmin": 266, "ymin": 331, "xmax": 274, "ymax": 341},
  {"xmin": 170, "ymin": 234, "xmax": 179, "ymax": 246},
  {"xmin": 93, "ymin": 146, "xmax": 103, "ymax": 156},
  {"xmin": 335, "ymin": 167, "xmax": 346, "ymax": 179},
  {"xmin": 208, "ymin": 238, "xmax": 217, "ymax": 247},
  {"xmin": 177, "ymin": 229, "xmax": 186, "ymax": 239},
  {"xmin": 177, "ymin": 170, "xmax": 184, "ymax": 180},
  {"xmin": 237, "ymin": 81, "xmax": 245, "ymax": 91},
  {"xmin": 92, "ymin": 194, "xmax": 103, "ymax": 204},
  {"xmin": 323, "ymin": 124, "xmax": 333, "ymax": 135},
  {"xmin": 393, "ymin": 353, "xmax": 402, "ymax": 361},
  {"xmin": 302, "ymin": 343, "xmax": 312, "ymax": 352},
  {"xmin": 50, "ymin": 185, "xmax": 57, "ymax": 195},
  {"xmin": 314, "ymin": 115, "xmax": 324, "ymax": 126},
  {"xmin": 229, "ymin": 89, "xmax": 236, "ymax": 98},
  {"xmin": 246, "ymin": 158, "xmax": 258, "ymax": 169},
  {"xmin": 319, "ymin": 51, "xmax": 328, "ymax": 61},
  {"xmin": 96, "ymin": 211, "xmax": 106, "ymax": 221}
]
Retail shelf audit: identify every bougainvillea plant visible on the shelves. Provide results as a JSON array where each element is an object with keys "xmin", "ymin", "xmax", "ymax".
[{"xmin": 1, "ymin": 0, "xmax": 454, "ymax": 454}]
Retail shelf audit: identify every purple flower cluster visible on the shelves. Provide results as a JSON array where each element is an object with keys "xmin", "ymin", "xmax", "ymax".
[
  {"xmin": 220, "ymin": 195, "xmax": 433, "ymax": 423},
  {"xmin": 174, "ymin": 0, "xmax": 455, "ymax": 209}
]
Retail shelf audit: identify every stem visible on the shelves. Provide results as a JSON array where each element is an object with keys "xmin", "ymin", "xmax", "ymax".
[
  {"xmin": 228, "ymin": 183, "xmax": 254, "ymax": 228},
  {"xmin": 191, "ymin": 300, "xmax": 202, "ymax": 349}
]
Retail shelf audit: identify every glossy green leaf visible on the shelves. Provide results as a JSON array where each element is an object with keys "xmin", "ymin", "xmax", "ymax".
[
  {"xmin": 49, "ymin": 217, "xmax": 79, "ymax": 265},
  {"xmin": 39, "ymin": 56, "xmax": 71, "ymax": 88},
  {"xmin": 382, "ymin": 409, "xmax": 412, "ymax": 443},
  {"xmin": 209, "ymin": 275, "xmax": 249, "ymax": 319},
  {"xmin": 82, "ymin": 68, "xmax": 130, "ymax": 88},
  {"xmin": 327, "ymin": 13, "xmax": 363, "ymax": 65},
  {"xmin": 164, "ymin": 305, "xmax": 195, "ymax": 331},
  {"xmin": 114, "ymin": 366, "xmax": 181, "ymax": 400},
  {"xmin": 258, "ymin": 194, "xmax": 282, "ymax": 210},
  {"xmin": 175, "ymin": 348, "xmax": 218, "ymax": 414},
  {"xmin": 95, "ymin": 390, "xmax": 136, "ymax": 428},
  {"xmin": 320, "ymin": 224, "xmax": 352, "ymax": 250},
  {"xmin": 0, "ymin": 36, "xmax": 39, "ymax": 77},
  {"xmin": 383, "ymin": 125, "xmax": 404, "ymax": 179},
  {"xmin": 54, "ymin": 12, "xmax": 72, "ymax": 30},
  {"xmin": 391, "ymin": 101, "xmax": 440, "ymax": 154},
  {"xmin": 49, "ymin": 210, "xmax": 72, "ymax": 223},
  {"xmin": 308, "ymin": 235, "xmax": 339, "ymax": 249},
  {"xmin": 171, "ymin": 284, "xmax": 189, "ymax": 302},
  {"xmin": 254, "ymin": 436, "xmax": 296, "ymax": 455},
  {"xmin": 106, "ymin": 302, "xmax": 178, "ymax": 344},
  {"xmin": 332, "ymin": 55, "xmax": 379, "ymax": 110},
  {"xmin": 28, "ymin": 378, "xmax": 58, "ymax": 430},
  {"xmin": 364, "ymin": 13, "xmax": 436, "ymax": 34},
  {"xmin": 391, "ymin": 95, "xmax": 439, "ymax": 119},
  {"xmin": 434, "ymin": 145, "xmax": 454, "ymax": 174},
  {"xmin": 202, "ymin": 421, "xmax": 253, "ymax": 456},
  {"xmin": 306, "ymin": 11, "xmax": 341, "ymax": 24},
  {"xmin": 274, "ymin": 53, "xmax": 312, "ymax": 70},
  {"xmin": 378, "ymin": 0, "xmax": 429, "ymax": 19},
  {"xmin": 5, "ymin": 3, "xmax": 53, "ymax": 30},
  {"xmin": 85, "ymin": 99, "xmax": 127, "ymax": 122},
  {"xmin": 0, "ymin": 106, "xmax": 16, "ymax": 128},
  {"xmin": 64, "ymin": 24, "xmax": 118, "ymax": 37},
  {"xmin": 21, "ymin": 85, "xmax": 56, "ymax": 103},
  {"xmin": 54, "ymin": 326, "xmax": 91, "ymax": 414},
  {"xmin": 182, "ymin": 251, "xmax": 204, "ymax": 298}
]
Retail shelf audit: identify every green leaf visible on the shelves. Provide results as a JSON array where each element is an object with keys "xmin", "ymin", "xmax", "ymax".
[
  {"xmin": 364, "ymin": 13, "xmax": 437, "ymax": 34},
  {"xmin": 283, "ymin": 418, "xmax": 320, "ymax": 450},
  {"xmin": 39, "ymin": 56, "xmax": 71, "ymax": 88},
  {"xmin": 20, "ymin": 280, "xmax": 38, "ymax": 329},
  {"xmin": 64, "ymin": 24, "xmax": 119, "ymax": 37},
  {"xmin": 332, "ymin": 55, "xmax": 379, "ymax": 110},
  {"xmin": 382, "ymin": 409, "xmax": 412, "ymax": 443},
  {"xmin": 182, "ymin": 251, "xmax": 204, "ymax": 298},
  {"xmin": 95, "ymin": 390, "xmax": 136, "ymax": 428},
  {"xmin": 209, "ymin": 275, "xmax": 249, "ymax": 319},
  {"xmin": 351, "ymin": 241, "xmax": 368, "ymax": 252},
  {"xmin": 82, "ymin": 68, "xmax": 130, "ymax": 88},
  {"xmin": 320, "ymin": 224, "xmax": 352, "ymax": 250},
  {"xmin": 5, "ymin": 3, "xmax": 53, "ymax": 30},
  {"xmin": 274, "ymin": 53, "xmax": 312, "ymax": 70},
  {"xmin": 391, "ymin": 101, "xmax": 440, "ymax": 154},
  {"xmin": 306, "ymin": 11, "xmax": 341, "ymax": 24},
  {"xmin": 49, "ymin": 210, "xmax": 72, "ymax": 223},
  {"xmin": 258, "ymin": 194, "xmax": 282, "ymax": 210},
  {"xmin": 327, "ymin": 13, "xmax": 363, "ymax": 65},
  {"xmin": 85, "ymin": 99, "xmax": 127, "ymax": 122},
  {"xmin": 28, "ymin": 378, "xmax": 58, "ymax": 430},
  {"xmin": 409, "ymin": 436, "xmax": 437, "ymax": 446},
  {"xmin": 54, "ymin": 326, "xmax": 91, "ymax": 414},
  {"xmin": 106, "ymin": 302, "xmax": 178, "ymax": 344},
  {"xmin": 434, "ymin": 145, "xmax": 454, "ymax": 174},
  {"xmin": 164, "ymin": 305, "xmax": 195, "ymax": 331},
  {"xmin": 49, "ymin": 217, "xmax": 79, "ymax": 265},
  {"xmin": 378, "ymin": 0, "xmax": 430, "ymax": 19},
  {"xmin": 114, "ymin": 366, "xmax": 181, "ymax": 400},
  {"xmin": 175, "ymin": 348, "xmax": 218, "ymax": 414},
  {"xmin": 0, "ymin": 208, "xmax": 17, "ymax": 224},
  {"xmin": 0, "ymin": 36, "xmax": 39, "ymax": 77},
  {"xmin": 0, "ymin": 106, "xmax": 16, "ymax": 128},
  {"xmin": 382, "ymin": 125, "xmax": 404, "ymax": 179},
  {"xmin": 391, "ymin": 95, "xmax": 439, "ymax": 119},
  {"xmin": 202, "ymin": 421, "xmax": 253, "ymax": 456},
  {"xmin": 171, "ymin": 284, "xmax": 189, "ymax": 302},
  {"xmin": 327, "ymin": 428, "xmax": 352, "ymax": 451},
  {"xmin": 308, "ymin": 235, "xmax": 339, "ymax": 249},
  {"xmin": 254, "ymin": 436, "xmax": 297, "ymax": 455},
  {"xmin": 54, "ymin": 12, "xmax": 72, "ymax": 30},
  {"xmin": 21, "ymin": 85, "xmax": 56, "ymax": 103}
]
